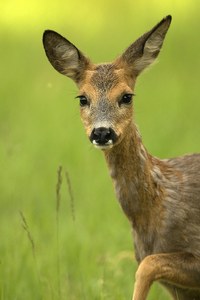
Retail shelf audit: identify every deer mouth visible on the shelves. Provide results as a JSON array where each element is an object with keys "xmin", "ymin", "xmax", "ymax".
[{"xmin": 92, "ymin": 139, "xmax": 114, "ymax": 149}]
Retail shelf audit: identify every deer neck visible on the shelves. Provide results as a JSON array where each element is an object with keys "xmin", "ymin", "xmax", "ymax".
[{"xmin": 104, "ymin": 122, "xmax": 163, "ymax": 228}]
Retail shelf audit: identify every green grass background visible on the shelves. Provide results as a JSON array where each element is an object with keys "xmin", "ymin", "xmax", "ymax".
[{"xmin": 1, "ymin": 0, "xmax": 200, "ymax": 299}]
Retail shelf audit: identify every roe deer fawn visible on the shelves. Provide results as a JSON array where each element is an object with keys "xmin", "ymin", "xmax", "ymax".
[{"xmin": 43, "ymin": 15, "xmax": 200, "ymax": 300}]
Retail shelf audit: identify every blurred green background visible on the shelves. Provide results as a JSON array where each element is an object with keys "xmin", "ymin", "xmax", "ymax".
[{"xmin": 1, "ymin": 0, "xmax": 200, "ymax": 299}]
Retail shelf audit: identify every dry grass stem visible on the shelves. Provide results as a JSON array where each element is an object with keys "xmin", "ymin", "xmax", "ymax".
[
  {"xmin": 56, "ymin": 165, "xmax": 63, "ymax": 214},
  {"xmin": 65, "ymin": 170, "xmax": 76, "ymax": 222},
  {"xmin": 19, "ymin": 210, "xmax": 35, "ymax": 258},
  {"xmin": 55, "ymin": 166, "xmax": 63, "ymax": 299}
]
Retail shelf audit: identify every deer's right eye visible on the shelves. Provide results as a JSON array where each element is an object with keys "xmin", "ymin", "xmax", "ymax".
[{"xmin": 76, "ymin": 95, "xmax": 89, "ymax": 107}]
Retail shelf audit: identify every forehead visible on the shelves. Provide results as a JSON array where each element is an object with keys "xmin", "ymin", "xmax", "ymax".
[
  {"xmin": 79, "ymin": 64, "xmax": 134, "ymax": 96},
  {"xmin": 91, "ymin": 64, "xmax": 120, "ymax": 91}
]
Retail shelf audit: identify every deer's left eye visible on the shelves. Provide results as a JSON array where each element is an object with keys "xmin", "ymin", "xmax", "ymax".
[{"xmin": 120, "ymin": 94, "xmax": 134, "ymax": 105}]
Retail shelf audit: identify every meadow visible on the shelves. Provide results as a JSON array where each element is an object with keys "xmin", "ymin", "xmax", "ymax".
[{"xmin": 1, "ymin": 1, "xmax": 200, "ymax": 299}]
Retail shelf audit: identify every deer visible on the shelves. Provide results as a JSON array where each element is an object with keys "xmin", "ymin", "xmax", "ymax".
[{"xmin": 42, "ymin": 15, "xmax": 200, "ymax": 300}]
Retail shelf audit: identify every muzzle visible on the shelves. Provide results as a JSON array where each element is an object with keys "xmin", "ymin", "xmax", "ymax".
[{"xmin": 90, "ymin": 127, "xmax": 118, "ymax": 148}]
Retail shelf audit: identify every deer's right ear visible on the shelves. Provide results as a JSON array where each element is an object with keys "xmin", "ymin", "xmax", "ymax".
[{"xmin": 43, "ymin": 30, "xmax": 91, "ymax": 83}]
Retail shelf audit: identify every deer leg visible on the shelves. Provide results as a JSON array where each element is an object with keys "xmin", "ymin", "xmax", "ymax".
[{"xmin": 132, "ymin": 252, "xmax": 200, "ymax": 300}]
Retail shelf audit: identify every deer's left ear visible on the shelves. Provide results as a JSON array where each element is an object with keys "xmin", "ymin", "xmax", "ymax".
[
  {"xmin": 116, "ymin": 15, "xmax": 172, "ymax": 76},
  {"xmin": 43, "ymin": 30, "xmax": 91, "ymax": 83}
]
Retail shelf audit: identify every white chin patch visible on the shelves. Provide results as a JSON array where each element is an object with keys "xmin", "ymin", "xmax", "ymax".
[{"xmin": 92, "ymin": 140, "xmax": 113, "ymax": 150}]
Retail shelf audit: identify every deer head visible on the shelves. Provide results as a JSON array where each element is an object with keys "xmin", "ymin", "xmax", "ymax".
[{"xmin": 43, "ymin": 15, "xmax": 171, "ymax": 150}]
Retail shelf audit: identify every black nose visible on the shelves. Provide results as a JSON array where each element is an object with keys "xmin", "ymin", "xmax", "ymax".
[{"xmin": 90, "ymin": 127, "xmax": 117, "ymax": 146}]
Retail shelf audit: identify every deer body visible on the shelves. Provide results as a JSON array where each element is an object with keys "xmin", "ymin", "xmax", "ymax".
[
  {"xmin": 106, "ymin": 126, "xmax": 200, "ymax": 299},
  {"xmin": 43, "ymin": 15, "xmax": 200, "ymax": 299}
]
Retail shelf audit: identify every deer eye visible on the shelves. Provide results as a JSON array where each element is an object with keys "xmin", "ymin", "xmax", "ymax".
[
  {"xmin": 120, "ymin": 93, "xmax": 134, "ymax": 105},
  {"xmin": 76, "ymin": 95, "xmax": 89, "ymax": 107}
]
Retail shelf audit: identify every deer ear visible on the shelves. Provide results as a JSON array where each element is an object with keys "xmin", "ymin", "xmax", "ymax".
[
  {"xmin": 116, "ymin": 15, "xmax": 172, "ymax": 76},
  {"xmin": 43, "ymin": 30, "xmax": 91, "ymax": 83}
]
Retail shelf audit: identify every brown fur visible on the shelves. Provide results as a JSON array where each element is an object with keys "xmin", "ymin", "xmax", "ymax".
[{"xmin": 43, "ymin": 15, "xmax": 200, "ymax": 299}]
